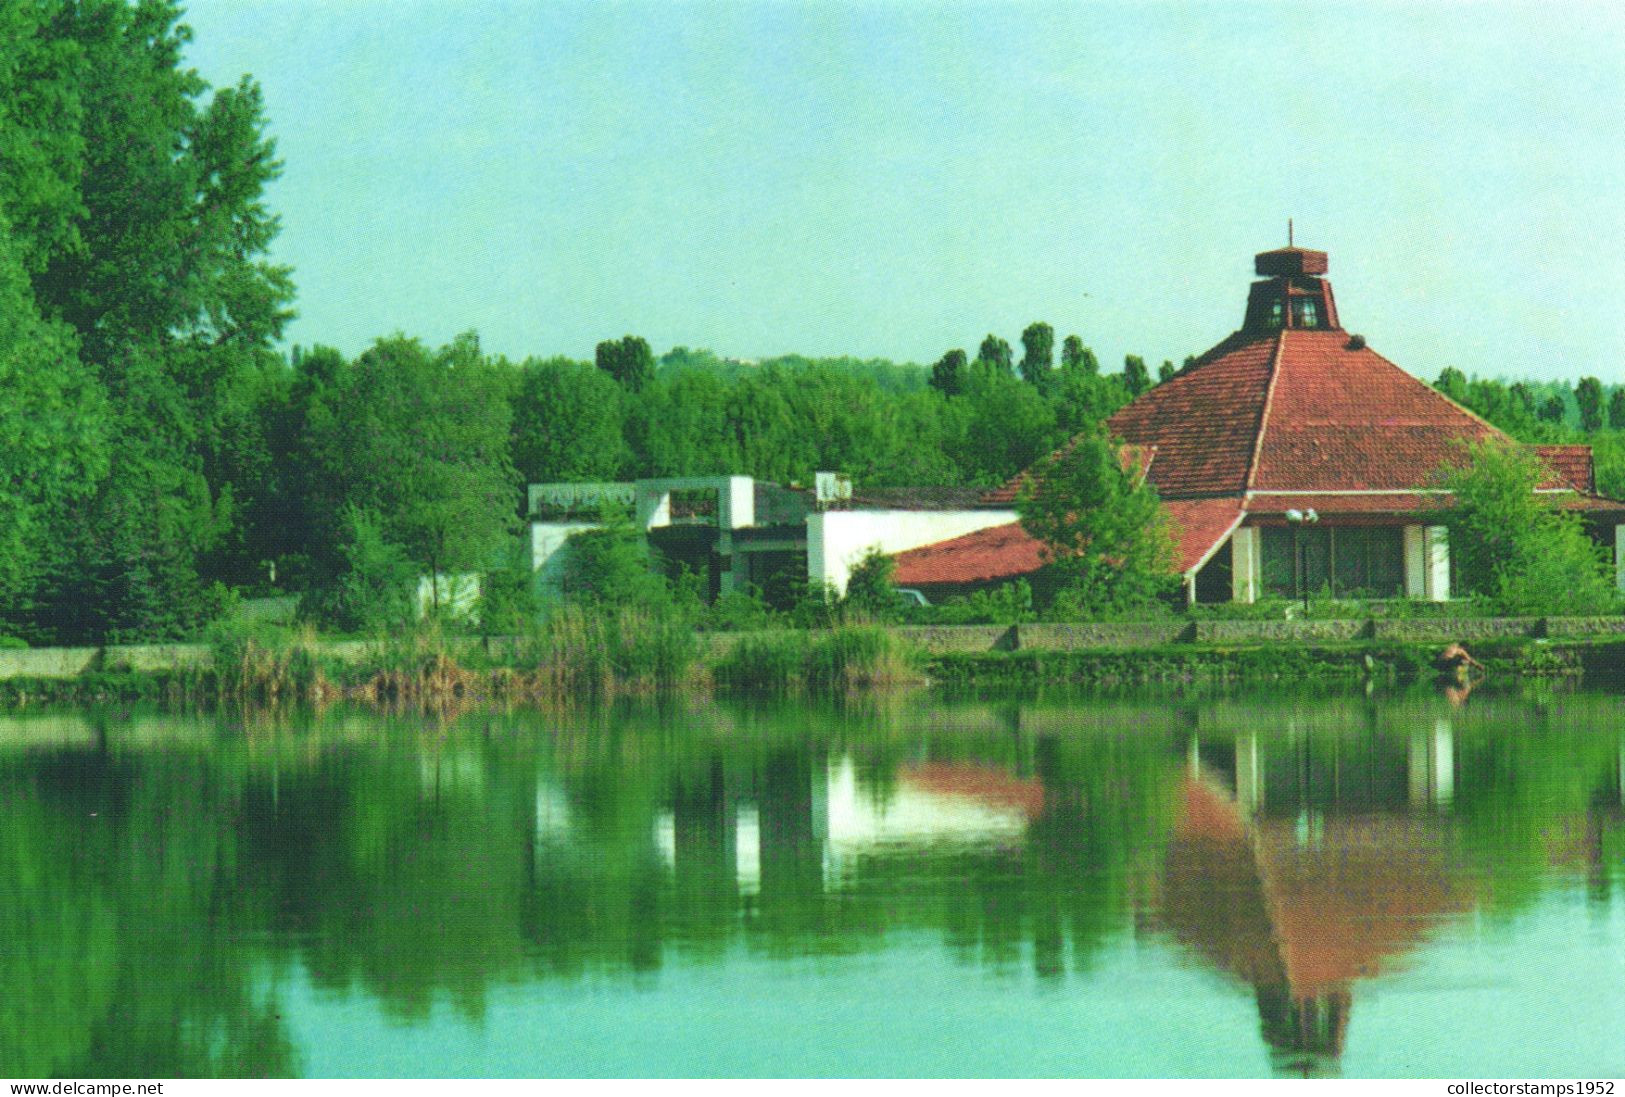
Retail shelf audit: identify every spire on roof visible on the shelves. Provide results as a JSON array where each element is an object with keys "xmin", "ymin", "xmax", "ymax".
[{"xmin": 1244, "ymin": 243, "xmax": 1340, "ymax": 333}]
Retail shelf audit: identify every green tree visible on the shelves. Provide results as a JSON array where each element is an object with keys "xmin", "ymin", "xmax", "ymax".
[
  {"xmin": 1575, "ymin": 376, "xmax": 1604, "ymax": 432},
  {"xmin": 0, "ymin": 214, "xmax": 106, "ymax": 631},
  {"xmin": 561, "ymin": 506, "xmax": 669, "ymax": 608},
  {"xmin": 306, "ymin": 334, "xmax": 517, "ymax": 617},
  {"xmin": 844, "ymin": 549, "xmax": 899, "ymax": 616},
  {"xmin": 1438, "ymin": 440, "xmax": 1617, "ymax": 615},
  {"xmin": 1157, "ymin": 360, "xmax": 1176, "ymax": 384},
  {"xmin": 511, "ymin": 356, "xmax": 626, "ymax": 485},
  {"xmin": 1018, "ymin": 322, "xmax": 1054, "ymax": 385},
  {"xmin": 1435, "ymin": 366, "xmax": 1470, "ymax": 404},
  {"xmin": 1061, "ymin": 335, "xmax": 1098, "ymax": 375},
  {"xmin": 1121, "ymin": 355, "xmax": 1150, "ymax": 397},
  {"xmin": 595, "ymin": 335, "xmax": 655, "ymax": 392},
  {"xmin": 0, "ymin": 0, "xmax": 294, "ymax": 639},
  {"xmin": 930, "ymin": 348, "xmax": 967, "ymax": 396},
  {"xmin": 976, "ymin": 334, "xmax": 1013, "ymax": 373},
  {"xmin": 1538, "ymin": 394, "xmax": 1567, "ymax": 425},
  {"xmin": 1609, "ymin": 388, "xmax": 1625, "ymax": 430},
  {"xmin": 1017, "ymin": 430, "xmax": 1177, "ymax": 617}
]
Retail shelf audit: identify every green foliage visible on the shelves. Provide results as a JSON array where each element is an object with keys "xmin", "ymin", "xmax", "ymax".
[
  {"xmin": 511, "ymin": 357, "xmax": 625, "ymax": 484},
  {"xmin": 305, "ymin": 507, "xmax": 417, "ymax": 633},
  {"xmin": 844, "ymin": 550, "xmax": 898, "ymax": 616},
  {"xmin": 975, "ymin": 334, "xmax": 1013, "ymax": 372},
  {"xmin": 929, "ymin": 348, "xmax": 967, "ymax": 396},
  {"xmin": 305, "ymin": 333, "xmax": 517, "ymax": 602},
  {"xmin": 477, "ymin": 537, "xmax": 541, "ymax": 636},
  {"xmin": 1061, "ymin": 334, "xmax": 1097, "ymax": 374},
  {"xmin": 1018, "ymin": 322, "xmax": 1053, "ymax": 384},
  {"xmin": 560, "ymin": 506, "xmax": 672, "ymax": 609},
  {"xmin": 1018, "ymin": 431, "xmax": 1179, "ymax": 619},
  {"xmin": 1121, "ymin": 355, "xmax": 1150, "ymax": 397},
  {"xmin": 1439, "ymin": 440, "xmax": 1619, "ymax": 616},
  {"xmin": 595, "ymin": 334, "xmax": 655, "ymax": 392},
  {"xmin": 1576, "ymin": 376, "xmax": 1604, "ymax": 433}
]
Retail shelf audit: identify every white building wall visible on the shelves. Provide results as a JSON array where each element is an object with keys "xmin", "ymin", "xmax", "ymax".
[
  {"xmin": 1229, "ymin": 526, "xmax": 1261, "ymax": 604},
  {"xmin": 415, "ymin": 572, "xmax": 481, "ymax": 619},
  {"xmin": 805, "ymin": 509, "xmax": 1019, "ymax": 596},
  {"xmin": 1404, "ymin": 524, "xmax": 1451, "ymax": 602},
  {"xmin": 530, "ymin": 520, "xmax": 601, "ymax": 595}
]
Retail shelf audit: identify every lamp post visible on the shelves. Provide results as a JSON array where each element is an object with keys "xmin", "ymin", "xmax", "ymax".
[{"xmin": 1285, "ymin": 508, "xmax": 1320, "ymax": 616}]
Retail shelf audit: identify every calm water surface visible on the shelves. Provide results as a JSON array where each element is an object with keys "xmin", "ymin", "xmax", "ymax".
[{"xmin": 3, "ymin": 688, "xmax": 1623, "ymax": 1078}]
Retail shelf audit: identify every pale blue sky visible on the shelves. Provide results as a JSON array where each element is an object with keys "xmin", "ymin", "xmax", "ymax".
[{"xmin": 184, "ymin": 1, "xmax": 1625, "ymax": 382}]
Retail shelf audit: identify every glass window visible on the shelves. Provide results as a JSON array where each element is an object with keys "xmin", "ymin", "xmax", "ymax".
[
  {"xmin": 1292, "ymin": 297, "xmax": 1320, "ymax": 328},
  {"xmin": 1259, "ymin": 525, "xmax": 1405, "ymax": 599},
  {"xmin": 1267, "ymin": 300, "xmax": 1284, "ymax": 329}
]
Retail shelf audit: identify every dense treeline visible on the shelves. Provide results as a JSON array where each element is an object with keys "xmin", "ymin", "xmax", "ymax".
[
  {"xmin": 1430, "ymin": 368, "xmax": 1625, "ymax": 498},
  {"xmin": 5, "ymin": 3, "xmax": 1623, "ymax": 646}
]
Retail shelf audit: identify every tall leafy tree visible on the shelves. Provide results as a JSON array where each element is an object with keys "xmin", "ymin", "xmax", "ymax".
[
  {"xmin": 596, "ymin": 334, "xmax": 655, "ymax": 392},
  {"xmin": 0, "ymin": 0, "xmax": 294, "ymax": 639},
  {"xmin": 1609, "ymin": 388, "xmax": 1625, "ymax": 431},
  {"xmin": 1121, "ymin": 355, "xmax": 1150, "ymax": 398},
  {"xmin": 929, "ymin": 348, "xmax": 967, "ymax": 397},
  {"xmin": 1018, "ymin": 322, "xmax": 1054, "ymax": 385},
  {"xmin": 0, "ymin": 215, "xmax": 106, "ymax": 634},
  {"xmin": 1575, "ymin": 376, "xmax": 1604, "ymax": 433},
  {"xmin": 511, "ymin": 356, "xmax": 627, "ymax": 485},
  {"xmin": 1061, "ymin": 334, "xmax": 1097, "ymax": 374},
  {"xmin": 306, "ymin": 334, "xmax": 517, "ymax": 616},
  {"xmin": 975, "ymin": 334, "xmax": 1013, "ymax": 373}
]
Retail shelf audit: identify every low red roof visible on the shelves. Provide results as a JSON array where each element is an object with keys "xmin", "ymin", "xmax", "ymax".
[
  {"xmin": 892, "ymin": 522, "xmax": 1045, "ymax": 586},
  {"xmin": 1534, "ymin": 445, "xmax": 1594, "ymax": 492},
  {"xmin": 892, "ymin": 498, "xmax": 1244, "ymax": 587}
]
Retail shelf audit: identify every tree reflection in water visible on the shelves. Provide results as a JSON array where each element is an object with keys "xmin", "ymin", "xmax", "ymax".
[{"xmin": 0, "ymin": 691, "xmax": 1619, "ymax": 1078}]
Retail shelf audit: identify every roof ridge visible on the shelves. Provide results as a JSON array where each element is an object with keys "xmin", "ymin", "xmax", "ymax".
[{"xmin": 1243, "ymin": 329, "xmax": 1288, "ymax": 492}]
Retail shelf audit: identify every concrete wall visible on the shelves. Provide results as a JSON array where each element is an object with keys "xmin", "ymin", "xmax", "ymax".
[
  {"xmin": 1019, "ymin": 622, "xmax": 1195, "ymax": 648},
  {"xmin": 530, "ymin": 521, "xmax": 600, "ymax": 595},
  {"xmin": 1371, "ymin": 617, "xmax": 1542, "ymax": 642},
  {"xmin": 807, "ymin": 508, "xmax": 1018, "ymax": 596},
  {"xmin": 1194, "ymin": 619, "xmax": 1369, "ymax": 644}
]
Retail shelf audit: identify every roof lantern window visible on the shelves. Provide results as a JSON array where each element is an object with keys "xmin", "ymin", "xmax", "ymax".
[{"xmin": 1243, "ymin": 245, "xmax": 1341, "ymax": 334}]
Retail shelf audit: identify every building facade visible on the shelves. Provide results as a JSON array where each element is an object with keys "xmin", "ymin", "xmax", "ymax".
[{"xmin": 896, "ymin": 245, "xmax": 1625, "ymax": 604}]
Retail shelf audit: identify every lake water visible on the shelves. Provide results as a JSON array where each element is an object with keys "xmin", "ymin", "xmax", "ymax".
[{"xmin": 3, "ymin": 686, "xmax": 1623, "ymax": 1079}]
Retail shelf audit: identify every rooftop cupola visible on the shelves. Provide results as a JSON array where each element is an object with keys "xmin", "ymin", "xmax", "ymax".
[{"xmin": 1243, "ymin": 245, "xmax": 1341, "ymax": 334}]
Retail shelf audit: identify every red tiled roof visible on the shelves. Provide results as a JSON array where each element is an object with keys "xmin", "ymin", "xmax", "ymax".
[
  {"xmin": 892, "ymin": 498, "xmax": 1244, "ymax": 586},
  {"xmin": 981, "ymin": 443, "xmax": 1156, "ymax": 506},
  {"xmin": 1104, "ymin": 331, "xmax": 1279, "ymax": 497},
  {"xmin": 1534, "ymin": 445, "xmax": 1594, "ymax": 492},
  {"xmin": 892, "ymin": 521, "xmax": 1045, "ymax": 586},
  {"xmin": 1166, "ymin": 497, "xmax": 1245, "ymax": 573},
  {"xmin": 1248, "ymin": 331, "xmax": 1503, "ymax": 491}
]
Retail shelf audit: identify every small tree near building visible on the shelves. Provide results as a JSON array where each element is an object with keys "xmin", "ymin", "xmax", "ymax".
[
  {"xmin": 1017, "ymin": 431, "xmax": 1178, "ymax": 617},
  {"xmin": 1438, "ymin": 440, "xmax": 1618, "ymax": 616}
]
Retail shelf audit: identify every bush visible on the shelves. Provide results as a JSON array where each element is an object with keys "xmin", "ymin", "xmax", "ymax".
[
  {"xmin": 305, "ymin": 506, "xmax": 417, "ymax": 633},
  {"xmin": 1440, "ymin": 440, "xmax": 1620, "ymax": 616}
]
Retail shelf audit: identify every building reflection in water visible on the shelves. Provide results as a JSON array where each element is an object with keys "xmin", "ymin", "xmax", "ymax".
[{"xmin": 1162, "ymin": 724, "xmax": 1470, "ymax": 1076}]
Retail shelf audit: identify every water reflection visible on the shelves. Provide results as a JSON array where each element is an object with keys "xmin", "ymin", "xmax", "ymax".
[{"xmin": 0, "ymin": 692, "xmax": 1622, "ymax": 1078}]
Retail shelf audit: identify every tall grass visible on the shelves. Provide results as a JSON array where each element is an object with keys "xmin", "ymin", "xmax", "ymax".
[
  {"xmin": 209, "ymin": 622, "xmax": 330, "ymax": 703},
  {"xmin": 713, "ymin": 624, "xmax": 921, "ymax": 694}
]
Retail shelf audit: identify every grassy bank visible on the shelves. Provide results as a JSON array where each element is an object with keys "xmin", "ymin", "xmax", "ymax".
[{"xmin": 2, "ymin": 623, "xmax": 1622, "ymax": 708}]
